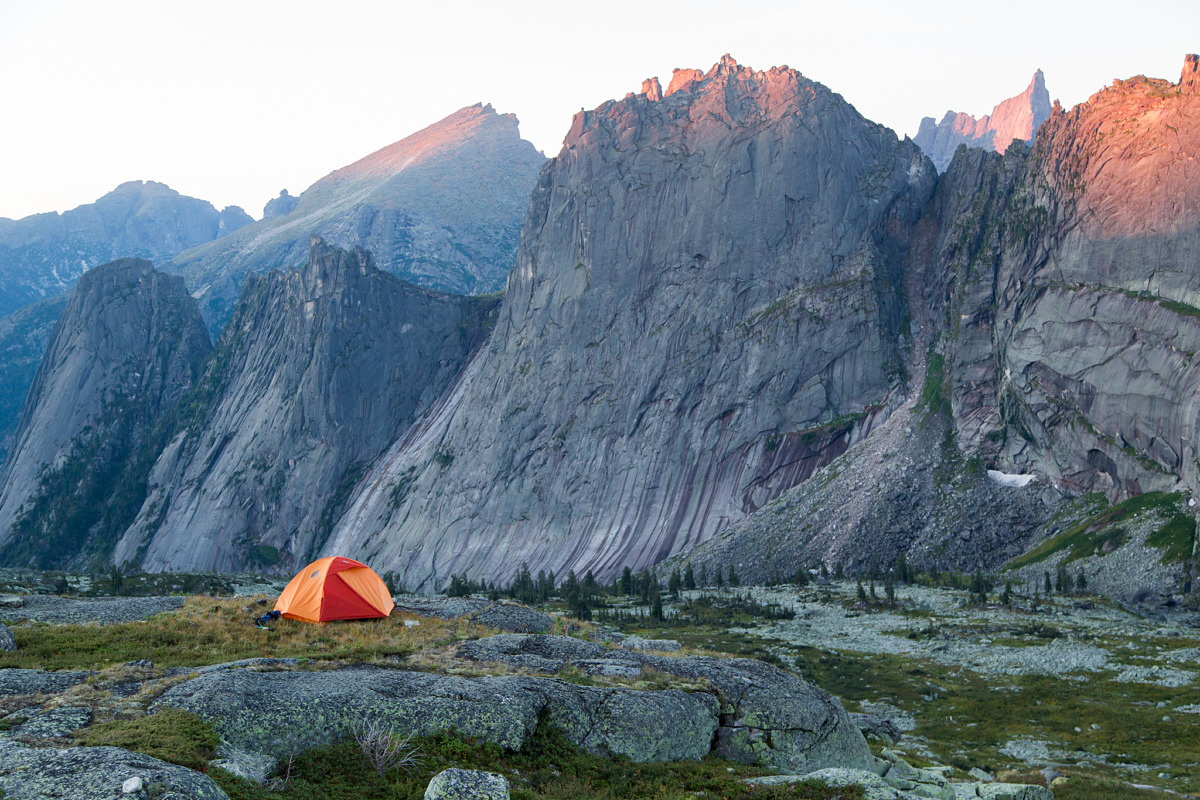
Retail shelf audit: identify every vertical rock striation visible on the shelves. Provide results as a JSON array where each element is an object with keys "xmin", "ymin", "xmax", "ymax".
[
  {"xmin": 113, "ymin": 239, "xmax": 499, "ymax": 572},
  {"xmin": 327, "ymin": 55, "xmax": 935, "ymax": 588},
  {"xmin": 915, "ymin": 70, "xmax": 1051, "ymax": 172},
  {"xmin": 0, "ymin": 259, "xmax": 210, "ymax": 567}
]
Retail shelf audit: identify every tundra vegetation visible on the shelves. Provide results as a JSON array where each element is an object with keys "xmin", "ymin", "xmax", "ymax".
[{"xmin": 0, "ymin": 564, "xmax": 1193, "ymax": 799}]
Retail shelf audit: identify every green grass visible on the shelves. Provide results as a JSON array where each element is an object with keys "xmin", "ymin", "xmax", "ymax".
[
  {"xmin": 74, "ymin": 708, "xmax": 218, "ymax": 771},
  {"xmin": 212, "ymin": 722, "xmax": 864, "ymax": 800},
  {"xmin": 1006, "ymin": 491, "xmax": 1190, "ymax": 570},
  {"xmin": 918, "ymin": 353, "xmax": 951, "ymax": 418},
  {"xmin": 1146, "ymin": 514, "xmax": 1197, "ymax": 564}
]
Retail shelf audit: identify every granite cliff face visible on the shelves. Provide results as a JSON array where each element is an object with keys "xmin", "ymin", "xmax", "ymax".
[
  {"xmin": 0, "ymin": 259, "xmax": 210, "ymax": 567},
  {"xmin": 0, "ymin": 181, "xmax": 250, "ymax": 317},
  {"xmin": 915, "ymin": 71, "xmax": 1051, "ymax": 172},
  {"xmin": 326, "ymin": 56, "xmax": 935, "ymax": 588},
  {"xmin": 112, "ymin": 239, "xmax": 500, "ymax": 572},
  {"xmin": 171, "ymin": 104, "xmax": 546, "ymax": 328},
  {"xmin": 675, "ymin": 56, "xmax": 1200, "ymax": 582},
  {"xmin": 0, "ymin": 296, "xmax": 68, "ymax": 466},
  {"xmin": 950, "ymin": 56, "xmax": 1200, "ymax": 496}
]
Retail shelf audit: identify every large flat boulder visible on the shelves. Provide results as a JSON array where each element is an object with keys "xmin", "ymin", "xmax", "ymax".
[
  {"xmin": 0, "ymin": 668, "xmax": 92, "ymax": 697},
  {"xmin": 153, "ymin": 666, "xmax": 540, "ymax": 758},
  {"xmin": 0, "ymin": 740, "xmax": 228, "ymax": 800},
  {"xmin": 152, "ymin": 662, "xmax": 718, "ymax": 765}
]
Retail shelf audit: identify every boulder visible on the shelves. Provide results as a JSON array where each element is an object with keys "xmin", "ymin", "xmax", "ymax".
[
  {"xmin": 0, "ymin": 668, "xmax": 91, "ymax": 697},
  {"xmin": 10, "ymin": 706, "xmax": 92, "ymax": 739},
  {"xmin": 636, "ymin": 653, "xmax": 873, "ymax": 773},
  {"xmin": 0, "ymin": 740, "xmax": 228, "ymax": 800},
  {"xmin": 852, "ymin": 712, "xmax": 902, "ymax": 744},
  {"xmin": 152, "ymin": 661, "xmax": 719, "ymax": 765},
  {"xmin": 0, "ymin": 623, "xmax": 13, "ymax": 651},
  {"xmin": 153, "ymin": 666, "xmax": 541, "ymax": 759},
  {"xmin": 208, "ymin": 747, "xmax": 276, "ymax": 784},
  {"xmin": 395, "ymin": 598, "xmax": 553, "ymax": 633},
  {"xmin": 457, "ymin": 634, "xmax": 872, "ymax": 773},
  {"xmin": 425, "ymin": 768, "xmax": 510, "ymax": 800},
  {"xmin": 469, "ymin": 603, "xmax": 553, "ymax": 634}
]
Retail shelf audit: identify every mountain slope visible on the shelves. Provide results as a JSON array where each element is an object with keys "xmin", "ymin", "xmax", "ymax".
[
  {"xmin": 0, "ymin": 181, "xmax": 250, "ymax": 317},
  {"xmin": 0, "ymin": 295, "xmax": 68, "ymax": 466},
  {"xmin": 915, "ymin": 71, "xmax": 1052, "ymax": 172},
  {"xmin": 170, "ymin": 104, "xmax": 546, "ymax": 328},
  {"xmin": 0, "ymin": 259, "xmax": 210, "ymax": 567},
  {"xmin": 325, "ymin": 55, "xmax": 935, "ymax": 589},
  {"xmin": 113, "ymin": 239, "xmax": 500, "ymax": 572}
]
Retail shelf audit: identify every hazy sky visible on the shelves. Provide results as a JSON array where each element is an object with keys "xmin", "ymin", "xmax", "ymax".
[{"xmin": 1, "ymin": 0, "xmax": 1196, "ymax": 221}]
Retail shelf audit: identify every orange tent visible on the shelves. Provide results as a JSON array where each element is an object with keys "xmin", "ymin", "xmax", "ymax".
[{"xmin": 274, "ymin": 556, "xmax": 395, "ymax": 624}]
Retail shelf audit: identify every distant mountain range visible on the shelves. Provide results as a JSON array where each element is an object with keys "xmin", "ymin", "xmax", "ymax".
[
  {"xmin": 914, "ymin": 70, "xmax": 1052, "ymax": 172},
  {"xmin": 0, "ymin": 180, "xmax": 251, "ymax": 317},
  {"xmin": 170, "ymin": 103, "xmax": 546, "ymax": 329},
  {"xmin": 0, "ymin": 104, "xmax": 546, "ymax": 469}
]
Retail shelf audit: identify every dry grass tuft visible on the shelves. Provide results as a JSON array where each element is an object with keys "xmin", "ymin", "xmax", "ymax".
[{"xmin": 0, "ymin": 595, "xmax": 499, "ymax": 671}]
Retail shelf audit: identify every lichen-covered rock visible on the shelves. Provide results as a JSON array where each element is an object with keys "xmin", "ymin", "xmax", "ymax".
[
  {"xmin": 469, "ymin": 603, "xmax": 553, "ymax": 633},
  {"xmin": 0, "ymin": 623, "xmax": 13, "ymax": 651},
  {"xmin": 803, "ymin": 767, "xmax": 916, "ymax": 799},
  {"xmin": 153, "ymin": 666, "xmax": 542, "ymax": 758},
  {"xmin": 10, "ymin": 706, "xmax": 91, "ymax": 739},
  {"xmin": 396, "ymin": 597, "xmax": 554, "ymax": 633},
  {"xmin": 424, "ymin": 768, "xmax": 510, "ymax": 800},
  {"xmin": 152, "ymin": 659, "xmax": 720, "ymax": 765},
  {"xmin": 0, "ymin": 668, "xmax": 91, "ymax": 697},
  {"xmin": 972, "ymin": 785, "xmax": 1053, "ymax": 800},
  {"xmin": 208, "ymin": 748, "xmax": 276, "ymax": 784},
  {"xmin": 456, "ymin": 634, "xmax": 872, "ymax": 773},
  {"xmin": 0, "ymin": 740, "xmax": 228, "ymax": 800},
  {"xmin": 519, "ymin": 678, "xmax": 718, "ymax": 762},
  {"xmin": 456, "ymin": 633, "xmax": 610, "ymax": 665}
]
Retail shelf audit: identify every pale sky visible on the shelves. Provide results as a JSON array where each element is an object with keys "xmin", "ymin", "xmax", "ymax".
[{"xmin": 1, "ymin": 0, "xmax": 1196, "ymax": 221}]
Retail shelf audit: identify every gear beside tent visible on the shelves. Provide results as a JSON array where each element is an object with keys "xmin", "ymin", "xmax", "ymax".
[{"xmin": 274, "ymin": 556, "xmax": 395, "ymax": 624}]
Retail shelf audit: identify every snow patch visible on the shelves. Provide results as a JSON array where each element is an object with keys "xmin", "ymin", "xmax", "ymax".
[{"xmin": 987, "ymin": 469, "xmax": 1036, "ymax": 488}]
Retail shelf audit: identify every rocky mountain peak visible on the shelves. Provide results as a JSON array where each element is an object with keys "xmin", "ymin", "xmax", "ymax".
[
  {"xmin": 325, "ymin": 55, "xmax": 934, "ymax": 588},
  {"xmin": 114, "ymin": 238, "xmax": 501, "ymax": 573},
  {"xmin": 641, "ymin": 77, "xmax": 663, "ymax": 101},
  {"xmin": 569, "ymin": 56, "xmax": 826, "ymax": 149},
  {"xmin": 0, "ymin": 257, "xmax": 210, "ymax": 566},
  {"xmin": 170, "ymin": 102, "xmax": 546, "ymax": 322},
  {"xmin": 1182, "ymin": 53, "xmax": 1200, "ymax": 93},
  {"xmin": 914, "ymin": 70, "xmax": 1052, "ymax": 172}
]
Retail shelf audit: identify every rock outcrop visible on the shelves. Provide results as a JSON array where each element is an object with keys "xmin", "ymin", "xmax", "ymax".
[
  {"xmin": 0, "ymin": 259, "xmax": 210, "ymax": 568},
  {"xmin": 0, "ymin": 180, "xmax": 250, "ymax": 317},
  {"xmin": 153, "ymin": 637, "xmax": 871, "ymax": 773},
  {"xmin": 113, "ymin": 239, "xmax": 500, "ymax": 573},
  {"xmin": 0, "ymin": 740, "xmax": 229, "ymax": 800},
  {"xmin": 170, "ymin": 104, "xmax": 546, "ymax": 328},
  {"xmin": 915, "ymin": 71, "xmax": 1051, "ymax": 172},
  {"xmin": 454, "ymin": 634, "xmax": 873, "ymax": 773},
  {"xmin": 326, "ymin": 55, "xmax": 935, "ymax": 588}
]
